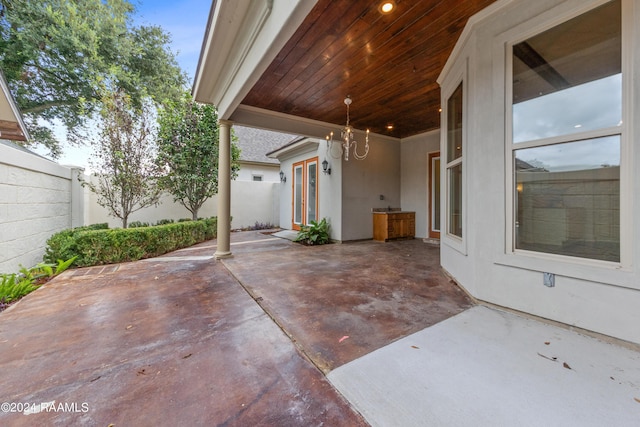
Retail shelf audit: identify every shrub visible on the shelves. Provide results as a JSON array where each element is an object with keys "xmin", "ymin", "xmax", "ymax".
[
  {"xmin": 249, "ymin": 221, "xmax": 276, "ymax": 230},
  {"xmin": 128, "ymin": 221, "xmax": 151, "ymax": 228},
  {"xmin": 44, "ymin": 223, "xmax": 109, "ymax": 265},
  {"xmin": 44, "ymin": 218, "xmax": 217, "ymax": 267},
  {"xmin": 156, "ymin": 219, "xmax": 175, "ymax": 225},
  {"xmin": 294, "ymin": 218, "xmax": 330, "ymax": 245}
]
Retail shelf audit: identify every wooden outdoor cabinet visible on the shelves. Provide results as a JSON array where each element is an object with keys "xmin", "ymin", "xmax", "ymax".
[{"xmin": 373, "ymin": 211, "xmax": 415, "ymax": 242}]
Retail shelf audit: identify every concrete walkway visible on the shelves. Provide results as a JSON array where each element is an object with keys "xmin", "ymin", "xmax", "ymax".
[
  {"xmin": 1, "ymin": 230, "xmax": 639, "ymax": 426},
  {"xmin": 329, "ymin": 305, "xmax": 640, "ymax": 427}
]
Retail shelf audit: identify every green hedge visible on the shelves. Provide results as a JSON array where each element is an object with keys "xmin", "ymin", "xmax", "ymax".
[{"xmin": 44, "ymin": 218, "xmax": 217, "ymax": 267}]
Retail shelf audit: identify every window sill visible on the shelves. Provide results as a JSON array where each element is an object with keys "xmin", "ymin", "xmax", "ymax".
[{"xmin": 494, "ymin": 251, "xmax": 637, "ymax": 291}]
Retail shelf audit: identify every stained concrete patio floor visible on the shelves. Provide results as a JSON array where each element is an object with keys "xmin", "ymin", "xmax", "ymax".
[
  {"xmin": 1, "ymin": 230, "xmax": 639, "ymax": 426},
  {"xmin": 0, "ymin": 232, "xmax": 370, "ymax": 426}
]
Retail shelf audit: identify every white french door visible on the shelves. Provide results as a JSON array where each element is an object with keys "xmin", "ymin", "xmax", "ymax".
[{"xmin": 292, "ymin": 157, "xmax": 318, "ymax": 230}]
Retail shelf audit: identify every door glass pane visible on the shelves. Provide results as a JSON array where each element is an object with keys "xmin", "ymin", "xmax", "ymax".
[
  {"xmin": 447, "ymin": 83, "xmax": 463, "ymax": 161},
  {"xmin": 448, "ymin": 164, "xmax": 462, "ymax": 238},
  {"xmin": 433, "ymin": 157, "xmax": 441, "ymax": 232},
  {"xmin": 307, "ymin": 162, "xmax": 317, "ymax": 223},
  {"xmin": 512, "ymin": 0, "xmax": 621, "ymax": 143},
  {"xmin": 294, "ymin": 166, "xmax": 303, "ymax": 224},
  {"xmin": 515, "ymin": 136, "xmax": 620, "ymax": 261}
]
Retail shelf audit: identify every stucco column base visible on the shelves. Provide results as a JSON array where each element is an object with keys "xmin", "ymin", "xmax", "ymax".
[{"xmin": 214, "ymin": 251, "xmax": 233, "ymax": 260}]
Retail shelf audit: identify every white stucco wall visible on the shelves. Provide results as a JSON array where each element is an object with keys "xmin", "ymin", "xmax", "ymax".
[
  {"xmin": 0, "ymin": 143, "xmax": 84, "ymax": 272},
  {"xmin": 273, "ymin": 134, "xmax": 401, "ymax": 241},
  {"xmin": 86, "ymin": 175, "xmax": 279, "ymax": 230},
  {"xmin": 274, "ymin": 140, "xmax": 344, "ymax": 238},
  {"xmin": 236, "ymin": 163, "xmax": 280, "ymax": 182},
  {"xmin": 439, "ymin": 0, "xmax": 640, "ymax": 344},
  {"xmin": 401, "ymin": 130, "xmax": 440, "ymax": 239},
  {"xmin": 341, "ymin": 133, "xmax": 401, "ymax": 241}
]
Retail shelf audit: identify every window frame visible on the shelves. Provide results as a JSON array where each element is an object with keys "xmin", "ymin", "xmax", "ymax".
[
  {"xmin": 503, "ymin": 0, "xmax": 632, "ymax": 270},
  {"xmin": 441, "ymin": 60, "xmax": 468, "ymax": 255}
]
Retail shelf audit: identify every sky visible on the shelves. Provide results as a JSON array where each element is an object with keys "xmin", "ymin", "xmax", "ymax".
[
  {"xmin": 133, "ymin": 0, "xmax": 211, "ymax": 82},
  {"xmin": 35, "ymin": 0, "xmax": 212, "ymax": 170}
]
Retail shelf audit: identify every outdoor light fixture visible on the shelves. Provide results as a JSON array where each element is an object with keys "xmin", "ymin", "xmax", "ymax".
[
  {"xmin": 325, "ymin": 96, "xmax": 370, "ymax": 161},
  {"xmin": 279, "ymin": 171, "xmax": 286, "ymax": 183},
  {"xmin": 322, "ymin": 159, "xmax": 331, "ymax": 175}
]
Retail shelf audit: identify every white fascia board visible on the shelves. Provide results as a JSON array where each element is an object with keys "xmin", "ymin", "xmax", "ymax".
[
  {"xmin": 267, "ymin": 138, "xmax": 320, "ymax": 160},
  {"xmin": 193, "ymin": 0, "xmax": 318, "ymax": 119}
]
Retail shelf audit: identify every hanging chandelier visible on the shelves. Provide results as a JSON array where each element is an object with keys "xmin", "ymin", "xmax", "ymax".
[{"xmin": 325, "ymin": 96, "xmax": 370, "ymax": 161}]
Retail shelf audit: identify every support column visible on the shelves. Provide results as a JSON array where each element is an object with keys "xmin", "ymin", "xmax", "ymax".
[{"xmin": 215, "ymin": 119, "xmax": 233, "ymax": 259}]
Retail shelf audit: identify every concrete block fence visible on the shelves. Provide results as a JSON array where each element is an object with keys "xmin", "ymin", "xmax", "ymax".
[{"xmin": 0, "ymin": 143, "xmax": 84, "ymax": 273}]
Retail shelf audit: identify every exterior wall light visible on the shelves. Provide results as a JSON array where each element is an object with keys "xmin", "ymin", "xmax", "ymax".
[
  {"xmin": 322, "ymin": 159, "xmax": 331, "ymax": 175},
  {"xmin": 279, "ymin": 170, "xmax": 286, "ymax": 183}
]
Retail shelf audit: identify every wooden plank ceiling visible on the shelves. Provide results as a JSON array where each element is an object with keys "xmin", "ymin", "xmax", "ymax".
[
  {"xmin": 0, "ymin": 119, "xmax": 27, "ymax": 142},
  {"xmin": 242, "ymin": 0, "xmax": 496, "ymax": 139}
]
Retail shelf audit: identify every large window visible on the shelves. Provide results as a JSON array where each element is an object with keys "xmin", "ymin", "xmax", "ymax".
[
  {"xmin": 511, "ymin": 0, "xmax": 621, "ymax": 262},
  {"xmin": 446, "ymin": 83, "xmax": 464, "ymax": 238}
]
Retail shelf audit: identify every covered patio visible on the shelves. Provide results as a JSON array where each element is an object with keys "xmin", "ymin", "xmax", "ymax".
[
  {"xmin": 1, "ymin": 232, "xmax": 638, "ymax": 425},
  {"xmin": 193, "ymin": 0, "xmax": 640, "ymax": 349}
]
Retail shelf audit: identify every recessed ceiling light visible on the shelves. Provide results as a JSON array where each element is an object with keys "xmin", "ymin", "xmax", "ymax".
[
  {"xmin": 379, "ymin": 1, "xmax": 395, "ymax": 15},
  {"xmin": 386, "ymin": 124, "xmax": 394, "ymax": 130}
]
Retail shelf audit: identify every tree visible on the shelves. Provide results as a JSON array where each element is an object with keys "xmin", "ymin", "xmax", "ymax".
[
  {"xmin": 82, "ymin": 89, "xmax": 161, "ymax": 228},
  {"xmin": 156, "ymin": 92, "xmax": 240, "ymax": 220},
  {"xmin": 0, "ymin": 0, "xmax": 186, "ymax": 157}
]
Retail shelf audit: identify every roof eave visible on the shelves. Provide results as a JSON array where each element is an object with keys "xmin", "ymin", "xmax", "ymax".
[
  {"xmin": 0, "ymin": 70, "xmax": 30, "ymax": 142},
  {"xmin": 192, "ymin": 0, "xmax": 318, "ymax": 119}
]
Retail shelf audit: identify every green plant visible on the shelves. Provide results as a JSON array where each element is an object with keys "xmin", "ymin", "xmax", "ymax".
[
  {"xmin": 0, "ymin": 274, "xmax": 38, "ymax": 304},
  {"xmin": 156, "ymin": 91, "xmax": 241, "ymax": 220},
  {"xmin": 43, "ymin": 218, "xmax": 217, "ymax": 267},
  {"xmin": 129, "ymin": 221, "xmax": 151, "ymax": 228},
  {"xmin": 44, "ymin": 224, "xmax": 109, "ymax": 264},
  {"xmin": 294, "ymin": 218, "xmax": 330, "ymax": 246},
  {"xmin": 156, "ymin": 219, "xmax": 175, "ymax": 225},
  {"xmin": 0, "ymin": 256, "xmax": 77, "ymax": 310}
]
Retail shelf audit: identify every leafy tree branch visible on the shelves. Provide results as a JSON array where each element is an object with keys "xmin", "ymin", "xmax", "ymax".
[
  {"xmin": 156, "ymin": 92, "xmax": 240, "ymax": 220},
  {"xmin": 0, "ymin": 0, "xmax": 186, "ymax": 157}
]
